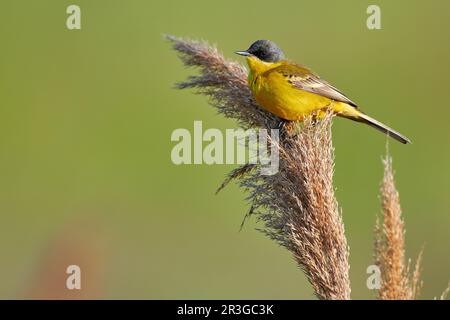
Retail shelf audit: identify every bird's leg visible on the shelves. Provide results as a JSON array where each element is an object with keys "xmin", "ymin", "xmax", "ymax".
[
  {"xmin": 283, "ymin": 120, "xmax": 296, "ymax": 136},
  {"xmin": 278, "ymin": 120, "xmax": 297, "ymax": 143},
  {"xmin": 310, "ymin": 110, "xmax": 321, "ymax": 125},
  {"xmin": 311, "ymin": 106, "xmax": 333, "ymax": 125},
  {"xmin": 276, "ymin": 120, "xmax": 284, "ymax": 130}
]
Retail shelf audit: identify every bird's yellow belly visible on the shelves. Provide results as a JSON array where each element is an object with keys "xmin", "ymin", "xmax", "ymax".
[{"xmin": 250, "ymin": 73, "xmax": 333, "ymax": 121}]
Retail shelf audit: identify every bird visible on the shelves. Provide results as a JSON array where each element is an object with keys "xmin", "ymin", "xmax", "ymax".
[{"xmin": 235, "ymin": 40, "xmax": 411, "ymax": 144}]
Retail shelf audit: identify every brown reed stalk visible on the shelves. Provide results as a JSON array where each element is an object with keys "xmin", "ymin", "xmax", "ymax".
[
  {"xmin": 374, "ymin": 156, "xmax": 423, "ymax": 299},
  {"xmin": 168, "ymin": 35, "xmax": 350, "ymax": 299}
]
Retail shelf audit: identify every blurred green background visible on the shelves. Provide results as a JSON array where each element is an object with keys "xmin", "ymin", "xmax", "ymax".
[{"xmin": 0, "ymin": 0, "xmax": 449, "ymax": 299}]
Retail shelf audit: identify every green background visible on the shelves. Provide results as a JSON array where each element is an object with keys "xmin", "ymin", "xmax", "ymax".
[{"xmin": 0, "ymin": 0, "xmax": 449, "ymax": 299}]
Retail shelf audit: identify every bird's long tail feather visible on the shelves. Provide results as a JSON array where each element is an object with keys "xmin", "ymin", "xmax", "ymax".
[{"xmin": 356, "ymin": 112, "xmax": 411, "ymax": 144}]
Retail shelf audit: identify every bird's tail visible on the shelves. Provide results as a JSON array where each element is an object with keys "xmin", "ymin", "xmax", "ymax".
[
  {"xmin": 356, "ymin": 112, "xmax": 411, "ymax": 144},
  {"xmin": 334, "ymin": 103, "xmax": 411, "ymax": 144}
]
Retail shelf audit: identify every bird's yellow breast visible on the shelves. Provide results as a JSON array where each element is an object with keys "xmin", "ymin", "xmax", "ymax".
[{"xmin": 246, "ymin": 56, "xmax": 334, "ymax": 121}]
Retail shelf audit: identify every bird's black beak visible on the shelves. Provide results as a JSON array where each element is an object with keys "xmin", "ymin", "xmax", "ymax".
[{"xmin": 235, "ymin": 50, "xmax": 250, "ymax": 57}]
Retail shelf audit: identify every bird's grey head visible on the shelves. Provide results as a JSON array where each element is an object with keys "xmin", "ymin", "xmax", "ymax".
[{"xmin": 235, "ymin": 40, "xmax": 285, "ymax": 63}]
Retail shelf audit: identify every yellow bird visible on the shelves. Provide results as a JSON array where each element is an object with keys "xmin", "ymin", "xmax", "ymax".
[{"xmin": 235, "ymin": 40, "xmax": 410, "ymax": 144}]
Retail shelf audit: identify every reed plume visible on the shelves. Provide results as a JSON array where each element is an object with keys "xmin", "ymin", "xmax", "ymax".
[
  {"xmin": 168, "ymin": 35, "xmax": 350, "ymax": 299},
  {"xmin": 374, "ymin": 156, "xmax": 450, "ymax": 299},
  {"xmin": 250, "ymin": 114, "xmax": 351, "ymax": 300},
  {"xmin": 374, "ymin": 155, "xmax": 423, "ymax": 299}
]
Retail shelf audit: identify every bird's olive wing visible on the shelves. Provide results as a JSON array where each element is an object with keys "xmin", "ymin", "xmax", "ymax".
[{"xmin": 274, "ymin": 64, "xmax": 358, "ymax": 108}]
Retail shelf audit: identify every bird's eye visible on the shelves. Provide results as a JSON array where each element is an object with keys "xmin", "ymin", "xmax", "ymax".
[{"xmin": 255, "ymin": 50, "xmax": 266, "ymax": 60}]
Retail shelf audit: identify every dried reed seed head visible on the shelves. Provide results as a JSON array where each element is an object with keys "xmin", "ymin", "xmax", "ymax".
[
  {"xmin": 168, "ymin": 35, "xmax": 350, "ymax": 299},
  {"xmin": 375, "ymin": 156, "xmax": 423, "ymax": 300}
]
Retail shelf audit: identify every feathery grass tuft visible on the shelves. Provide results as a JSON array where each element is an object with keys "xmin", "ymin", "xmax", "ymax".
[
  {"xmin": 250, "ymin": 114, "xmax": 351, "ymax": 300},
  {"xmin": 374, "ymin": 156, "xmax": 423, "ymax": 299},
  {"xmin": 168, "ymin": 35, "xmax": 350, "ymax": 299}
]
